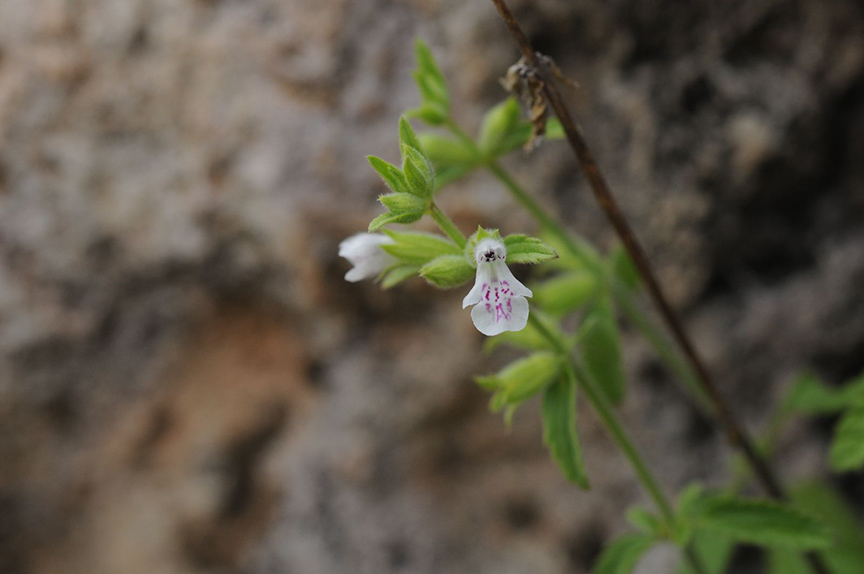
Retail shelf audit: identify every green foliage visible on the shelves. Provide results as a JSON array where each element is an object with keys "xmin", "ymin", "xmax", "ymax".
[
  {"xmin": 627, "ymin": 506, "xmax": 663, "ymax": 537},
  {"xmin": 594, "ymin": 533, "xmax": 657, "ymax": 574},
  {"xmin": 483, "ymin": 311, "xmax": 562, "ymax": 353},
  {"xmin": 678, "ymin": 532, "xmax": 734, "ymax": 574},
  {"xmin": 408, "ymin": 39, "xmax": 450, "ymax": 125},
  {"xmin": 379, "ymin": 230, "xmax": 461, "ymax": 266},
  {"xmin": 419, "ymin": 254, "xmax": 475, "ymax": 288},
  {"xmin": 478, "ymin": 97, "xmax": 523, "ymax": 156},
  {"xmin": 367, "ymin": 155, "xmax": 410, "ymax": 194},
  {"xmin": 782, "ymin": 481, "xmax": 864, "ymax": 574},
  {"xmin": 478, "ymin": 351, "xmax": 562, "ymax": 410},
  {"xmin": 379, "ymin": 265, "xmax": 420, "ymax": 289},
  {"xmin": 494, "ymin": 117, "xmax": 566, "ymax": 156},
  {"xmin": 417, "ymin": 133, "xmax": 478, "ymax": 167},
  {"xmin": 368, "ymin": 208, "xmax": 424, "ymax": 231},
  {"xmin": 533, "ymin": 270, "xmax": 598, "ymax": 316},
  {"xmin": 610, "ymin": 245, "xmax": 641, "ymax": 290},
  {"xmin": 503, "ymin": 234, "xmax": 558, "ymax": 264},
  {"xmin": 542, "ymin": 373, "xmax": 590, "ymax": 488},
  {"xmin": 579, "ymin": 301, "xmax": 626, "ymax": 405},
  {"xmin": 830, "ymin": 404, "xmax": 864, "ymax": 471},
  {"xmin": 782, "ymin": 371, "xmax": 864, "ymax": 472},
  {"xmin": 693, "ymin": 496, "xmax": 831, "ymax": 550},
  {"xmin": 784, "ymin": 373, "xmax": 864, "ymax": 415}
]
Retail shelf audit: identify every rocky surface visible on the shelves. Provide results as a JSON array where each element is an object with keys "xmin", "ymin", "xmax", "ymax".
[{"xmin": 1, "ymin": 0, "xmax": 863, "ymax": 573}]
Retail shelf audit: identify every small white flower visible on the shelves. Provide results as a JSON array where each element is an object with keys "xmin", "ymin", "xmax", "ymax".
[
  {"xmin": 339, "ymin": 233, "xmax": 396, "ymax": 282},
  {"xmin": 462, "ymin": 237, "xmax": 533, "ymax": 336}
]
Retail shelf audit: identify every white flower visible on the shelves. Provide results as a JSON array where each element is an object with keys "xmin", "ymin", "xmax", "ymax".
[
  {"xmin": 339, "ymin": 233, "xmax": 396, "ymax": 282},
  {"xmin": 462, "ymin": 237, "xmax": 533, "ymax": 336}
]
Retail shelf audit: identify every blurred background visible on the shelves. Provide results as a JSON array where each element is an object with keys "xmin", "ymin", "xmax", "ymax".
[{"xmin": 0, "ymin": 0, "xmax": 863, "ymax": 573}]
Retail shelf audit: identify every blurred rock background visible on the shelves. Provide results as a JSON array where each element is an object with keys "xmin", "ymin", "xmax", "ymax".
[{"xmin": 0, "ymin": 0, "xmax": 863, "ymax": 573}]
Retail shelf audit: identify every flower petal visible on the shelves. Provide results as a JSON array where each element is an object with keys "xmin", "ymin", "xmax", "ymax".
[
  {"xmin": 462, "ymin": 264, "xmax": 492, "ymax": 308},
  {"xmin": 493, "ymin": 260, "xmax": 533, "ymax": 298},
  {"xmin": 470, "ymin": 294, "xmax": 529, "ymax": 336}
]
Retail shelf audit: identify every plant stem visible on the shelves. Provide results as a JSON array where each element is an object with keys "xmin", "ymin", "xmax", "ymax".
[
  {"xmin": 429, "ymin": 202, "xmax": 467, "ymax": 248},
  {"xmin": 488, "ymin": 0, "xmax": 784, "ymax": 498},
  {"xmin": 485, "ymin": 3, "xmax": 832, "ymax": 572},
  {"xmin": 528, "ymin": 313, "xmax": 707, "ymax": 574}
]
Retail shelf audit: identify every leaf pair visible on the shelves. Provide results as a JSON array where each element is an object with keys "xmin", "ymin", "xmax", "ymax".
[{"xmin": 368, "ymin": 118, "xmax": 435, "ymax": 231}]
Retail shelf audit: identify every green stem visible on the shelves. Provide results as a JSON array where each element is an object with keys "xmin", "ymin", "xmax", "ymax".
[
  {"xmin": 528, "ymin": 313, "xmax": 707, "ymax": 574},
  {"xmin": 429, "ymin": 202, "xmax": 467, "ymax": 248},
  {"xmin": 529, "ymin": 313, "xmax": 675, "ymax": 521}
]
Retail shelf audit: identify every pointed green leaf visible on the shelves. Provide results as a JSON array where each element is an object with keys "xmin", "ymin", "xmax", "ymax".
[
  {"xmin": 380, "ymin": 265, "xmax": 420, "ymax": 289},
  {"xmin": 433, "ymin": 164, "xmax": 472, "ymax": 190},
  {"xmin": 784, "ymin": 373, "xmax": 852, "ymax": 415},
  {"xmin": 579, "ymin": 303, "xmax": 626, "ymax": 405},
  {"xmin": 484, "ymin": 352, "xmax": 561, "ymax": 407},
  {"xmin": 503, "ymin": 235, "xmax": 558, "ymax": 265},
  {"xmin": 830, "ymin": 405, "xmax": 864, "ymax": 471},
  {"xmin": 401, "ymin": 145, "xmax": 434, "ymax": 198},
  {"xmin": 419, "ymin": 254, "xmax": 475, "ymax": 288},
  {"xmin": 610, "ymin": 245, "xmax": 641, "ymax": 290},
  {"xmin": 533, "ymin": 271, "xmax": 598, "ymax": 316},
  {"xmin": 478, "ymin": 97, "xmax": 521, "ymax": 155},
  {"xmin": 697, "ymin": 497, "xmax": 831, "ymax": 550},
  {"xmin": 627, "ymin": 506, "xmax": 663, "ymax": 537},
  {"xmin": 678, "ymin": 532, "xmax": 734, "ymax": 574},
  {"xmin": 413, "ymin": 39, "xmax": 449, "ymax": 109},
  {"xmin": 542, "ymin": 373, "xmax": 590, "ymax": 488},
  {"xmin": 594, "ymin": 533, "xmax": 657, "ymax": 574},
  {"xmin": 788, "ymin": 481, "xmax": 864, "ymax": 574},
  {"xmin": 367, "ymin": 155, "xmax": 409, "ymax": 194},
  {"xmin": 406, "ymin": 103, "xmax": 449, "ymax": 126},
  {"xmin": 368, "ymin": 210, "xmax": 424, "ymax": 231},
  {"xmin": 399, "ymin": 116, "xmax": 424, "ymax": 156},
  {"xmin": 379, "ymin": 230, "xmax": 460, "ymax": 266},
  {"xmin": 378, "ymin": 192, "xmax": 427, "ymax": 215},
  {"xmin": 418, "ymin": 133, "xmax": 479, "ymax": 167}
]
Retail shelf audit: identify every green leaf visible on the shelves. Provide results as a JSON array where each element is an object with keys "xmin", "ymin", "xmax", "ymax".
[
  {"xmin": 767, "ymin": 551, "xmax": 810, "ymax": 574},
  {"xmin": 495, "ymin": 117, "xmax": 567, "ymax": 155},
  {"xmin": 406, "ymin": 103, "xmax": 448, "ymax": 126},
  {"xmin": 368, "ymin": 210, "xmax": 424, "ymax": 231},
  {"xmin": 788, "ymin": 481, "xmax": 864, "ymax": 574},
  {"xmin": 413, "ymin": 39, "xmax": 449, "ymax": 109},
  {"xmin": 378, "ymin": 192, "xmax": 427, "ymax": 216},
  {"xmin": 627, "ymin": 506, "xmax": 663, "ymax": 537},
  {"xmin": 533, "ymin": 271, "xmax": 598, "ymax": 316},
  {"xmin": 399, "ymin": 116, "xmax": 425, "ymax": 155},
  {"xmin": 784, "ymin": 373, "xmax": 851, "ymax": 415},
  {"xmin": 542, "ymin": 373, "xmax": 590, "ymax": 488},
  {"xmin": 481, "ymin": 351, "xmax": 562, "ymax": 407},
  {"xmin": 380, "ymin": 265, "xmax": 420, "ymax": 289},
  {"xmin": 419, "ymin": 254, "xmax": 475, "ymax": 288},
  {"xmin": 483, "ymin": 314, "xmax": 557, "ymax": 353},
  {"xmin": 610, "ymin": 246, "xmax": 641, "ymax": 290},
  {"xmin": 503, "ymin": 234, "xmax": 558, "ymax": 265},
  {"xmin": 367, "ymin": 155, "xmax": 410, "ymax": 194},
  {"xmin": 379, "ymin": 230, "xmax": 460, "ymax": 266},
  {"xmin": 478, "ymin": 97, "xmax": 522, "ymax": 156},
  {"xmin": 696, "ymin": 497, "xmax": 831, "ymax": 550},
  {"xmin": 401, "ymin": 145, "xmax": 434, "ymax": 198},
  {"xmin": 433, "ymin": 165, "xmax": 473, "ymax": 190},
  {"xmin": 579, "ymin": 303, "xmax": 626, "ymax": 405},
  {"xmin": 418, "ymin": 133, "xmax": 479, "ymax": 168},
  {"xmin": 830, "ymin": 404, "xmax": 864, "ymax": 471},
  {"xmin": 594, "ymin": 533, "xmax": 657, "ymax": 574},
  {"xmin": 678, "ymin": 532, "xmax": 734, "ymax": 574}
]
